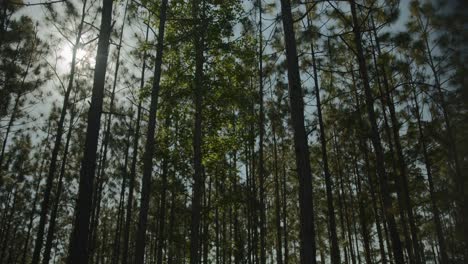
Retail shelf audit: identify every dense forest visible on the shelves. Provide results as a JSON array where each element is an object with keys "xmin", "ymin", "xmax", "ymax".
[{"xmin": 0, "ymin": 0, "xmax": 466, "ymax": 263}]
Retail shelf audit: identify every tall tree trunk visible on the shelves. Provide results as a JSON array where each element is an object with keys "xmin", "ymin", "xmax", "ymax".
[
  {"xmin": 353, "ymin": 156, "xmax": 372, "ymax": 264},
  {"xmin": 67, "ymin": 0, "xmax": 113, "ymax": 263},
  {"xmin": 350, "ymin": 66, "xmax": 388, "ymax": 264},
  {"xmin": 189, "ymin": 0, "xmax": 205, "ymax": 263},
  {"xmin": 167, "ymin": 188, "xmax": 177, "ymax": 264},
  {"xmin": 334, "ymin": 132, "xmax": 349, "ymax": 264},
  {"xmin": 0, "ymin": 188, "xmax": 18, "ymax": 262},
  {"xmin": 349, "ymin": 1, "xmax": 405, "ymax": 263},
  {"xmin": 256, "ymin": 2, "xmax": 267, "ymax": 264},
  {"xmin": 0, "ymin": 92, "xmax": 20, "ymax": 174},
  {"xmin": 20, "ymin": 120, "xmax": 52, "ymax": 264},
  {"xmin": 249, "ymin": 98, "xmax": 259, "ymax": 264},
  {"xmin": 20, "ymin": 168, "xmax": 42, "ymax": 264},
  {"xmin": 111, "ymin": 130, "xmax": 131, "ymax": 264},
  {"xmin": 369, "ymin": 38, "xmax": 414, "ymax": 262},
  {"xmin": 156, "ymin": 115, "xmax": 171, "ymax": 264},
  {"xmin": 272, "ymin": 120, "xmax": 283, "ymax": 264},
  {"xmin": 417, "ymin": 14, "xmax": 466, "ymax": 258},
  {"xmin": 411, "ymin": 85, "xmax": 449, "ymax": 263},
  {"xmin": 203, "ymin": 177, "xmax": 212, "ymax": 264},
  {"xmin": 89, "ymin": 2, "xmax": 129, "ymax": 261},
  {"xmin": 336, "ymin": 155, "xmax": 356, "ymax": 264},
  {"xmin": 121, "ymin": 16, "xmax": 150, "ymax": 264},
  {"xmin": 370, "ymin": 15, "xmax": 422, "ymax": 262},
  {"xmin": 42, "ymin": 99, "xmax": 77, "ymax": 264},
  {"xmin": 31, "ymin": 1, "xmax": 88, "ymax": 262},
  {"xmin": 133, "ymin": 0, "xmax": 168, "ymax": 262},
  {"xmin": 313, "ymin": 32, "xmax": 340, "ymax": 264},
  {"xmin": 280, "ymin": 142, "xmax": 289, "ymax": 264},
  {"xmin": 279, "ymin": 0, "xmax": 317, "ymax": 263}
]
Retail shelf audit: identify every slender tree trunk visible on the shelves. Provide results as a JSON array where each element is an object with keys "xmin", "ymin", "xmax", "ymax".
[
  {"xmin": 67, "ymin": 0, "xmax": 113, "ymax": 263},
  {"xmin": 167, "ymin": 188, "xmax": 177, "ymax": 264},
  {"xmin": 411, "ymin": 86, "xmax": 449, "ymax": 263},
  {"xmin": 313, "ymin": 33, "xmax": 340, "ymax": 264},
  {"xmin": 373, "ymin": 50, "xmax": 414, "ymax": 263},
  {"xmin": 156, "ymin": 117, "xmax": 170, "ymax": 264},
  {"xmin": 121, "ymin": 17, "xmax": 150, "ymax": 264},
  {"xmin": 111, "ymin": 130, "xmax": 131, "ymax": 264},
  {"xmin": 279, "ymin": 0, "xmax": 317, "ymax": 263},
  {"xmin": 42, "ymin": 100, "xmax": 77, "ymax": 264},
  {"xmin": 349, "ymin": 1, "xmax": 405, "ymax": 263},
  {"xmin": 272, "ymin": 121, "xmax": 283, "ymax": 264},
  {"xmin": 370, "ymin": 15, "xmax": 422, "ymax": 262},
  {"xmin": 244, "ymin": 137, "xmax": 252, "ymax": 264},
  {"xmin": 31, "ymin": 1, "xmax": 88, "ymax": 262},
  {"xmin": 189, "ymin": 0, "xmax": 205, "ymax": 263},
  {"xmin": 0, "ymin": 92, "xmax": 20, "ymax": 174},
  {"xmin": 133, "ymin": 0, "xmax": 168, "ymax": 262},
  {"xmin": 20, "ymin": 169, "xmax": 42, "ymax": 264},
  {"xmin": 334, "ymin": 133, "xmax": 349, "ymax": 264},
  {"xmin": 203, "ymin": 177, "xmax": 212, "ymax": 264},
  {"xmin": 89, "ymin": 3, "xmax": 129, "ymax": 262},
  {"xmin": 88, "ymin": 135, "xmax": 105, "ymax": 260},
  {"xmin": 256, "ymin": 2, "xmax": 267, "ymax": 264},
  {"xmin": 280, "ymin": 142, "xmax": 289, "ymax": 264},
  {"xmin": 249, "ymin": 99, "xmax": 259, "ymax": 264},
  {"xmin": 0, "ymin": 187, "xmax": 18, "ymax": 262},
  {"xmin": 418, "ymin": 15, "xmax": 466, "ymax": 258},
  {"xmin": 20, "ymin": 121, "xmax": 52, "ymax": 264},
  {"xmin": 350, "ymin": 66, "xmax": 388, "ymax": 264},
  {"xmin": 338, "ymin": 161, "xmax": 356, "ymax": 264},
  {"xmin": 353, "ymin": 156, "xmax": 372, "ymax": 264}
]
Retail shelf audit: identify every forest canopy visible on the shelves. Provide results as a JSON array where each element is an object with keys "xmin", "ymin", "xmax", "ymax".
[{"xmin": 0, "ymin": 0, "xmax": 467, "ymax": 264}]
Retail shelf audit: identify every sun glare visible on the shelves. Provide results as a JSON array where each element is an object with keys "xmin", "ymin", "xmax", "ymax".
[{"xmin": 59, "ymin": 44, "xmax": 95, "ymax": 68}]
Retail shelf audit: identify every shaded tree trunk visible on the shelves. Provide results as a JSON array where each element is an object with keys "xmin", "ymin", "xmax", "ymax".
[
  {"xmin": 349, "ymin": 1, "xmax": 405, "ymax": 263},
  {"xmin": 133, "ymin": 0, "xmax": 168, "ymax": 262},
  {"xmin": 313, "ymin": 33, "xmax": 340, "ymax": 264},
  {"xmin": 279, "ymin": 0, "xmax": 317, "ymax": 263},
  {"xmin": 67, "ymin": 0, "xmax": 113, "ymax": 263},
  {"xmin": 189, "ymin": 0, "xmax": 205, "ymax": 263},
  {"xmin": 272, "ymin": 120, "xmax": 283, "ymax": 264},
  {"xmin": 256, "ymin": 2, "xmax": 267, "ymax": 264},
  {"xmin": 370, "ymin": 15, "xmax": 422, "ymax": 263},
  {"xmin": 156, "ymin": 117, "xmax": 170, "ymax": 264},
  {"xmin": 42, "ymin": 98, "xmax": 77, "ymax": 264},
  {"xmin": 20, "ymin": 120, "xmax": 52, "ymax": 264},
  {"xmin": 121, "ymin": 16, "xmax": 150, "ymax": 264},
  {"xmin": 31, "ymin": 1, "xmax": 88, "ymax": 262},
  {"xmin": 411, "ymin": 85, "xmax": 449, "ymax": 264}
]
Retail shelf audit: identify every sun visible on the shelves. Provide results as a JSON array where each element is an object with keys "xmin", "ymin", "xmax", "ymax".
[{"xmin": 59, "ymin": 44, "xmax": 95, "ymax": 68}]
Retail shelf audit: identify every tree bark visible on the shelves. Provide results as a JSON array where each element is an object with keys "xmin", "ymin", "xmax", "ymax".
[
  {"xmin": 31, "ymin": 1, "xmax": 88, "ymax": 262},
  {"xmin": 313, "ymin": 33, "xmax": 340, "ymax": 264},
  {"xmin": 272, "ymin": 120, "xmax": 283, "ymax": 264},
  {"xmin": 42, "ymin": 98, "xmax": 77, "ymax": 264},
  {"xmin": 121, "ymin": 16, "xmax": 150, "ymax": 264},
  {"xmin": 189, "ymin": 0, "xmax": 205, "ymax": 263},
  {"xmin": 156, "ymin": 117, "xmax": 170, "ymax": 264},
  {"xmin": 67, "ymin": 0, "xmax": 113, "ymax": 262},
  {"xmin": 279, "ymin": 0, "xmax": 317, "ymax": 263},
  {"xmin": 256, "ymin": 2, "xmax": 267, "ymax": 264},
  {"xmin": 411, "ymin": 84, "xmax": 449, "ymax": 263},
  {"xmin": 349, "ymin": 1, "xmax": 405, "ymax": 263},
  {"xmin": 133, "ymin": 0, "xmax": 168, "ymax": 262},
  {"xmin": 350, "ymin": 68, "xmax": 388, "ymax": 264}
]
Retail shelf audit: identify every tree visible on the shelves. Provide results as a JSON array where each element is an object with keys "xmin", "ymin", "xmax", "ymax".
[
  {"xmin": 67, "ymin": 0, "xmax": 113, "ymax": 262},
  {"xmin": 279, "ymin": 0, "xmax": 317, "ymax": 263},
  {"xmin": 133, "ymin": 0, "xmax": 168, "ymax": 263}
]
